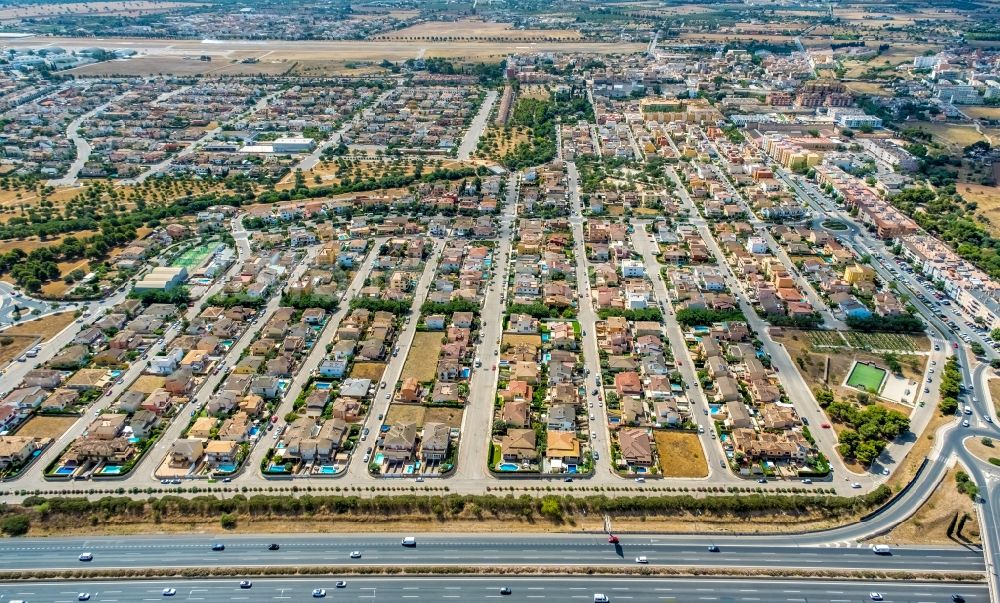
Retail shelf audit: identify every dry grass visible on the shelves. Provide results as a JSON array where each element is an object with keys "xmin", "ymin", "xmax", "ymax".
[
  {"xmin": 385, "ymin": 403, "xmax": 426, "ymax": 428},
  {"xmin": 965, "ymin": 435, "xmax": 999, "ymax": 465},
  {"xmin": 885, "ymin": 409, "xmax": 953, "ymax": 492},
  {"xmin": 131, "ymin": 375, "xmax": 167, "ymax": 394},
  {"xmin": 0, "ymin": 1, "xmax": 195, "ymax": 19},
  {"xmin": 502, "ymin": 334, "xmax": 542, "ymax": 347},
  {"xmin": 376, "ymin": 20, "xmax": 582, "ymax": 41},
  {"xmin": 350, "ymin": 362, "xmax": 387, "ymax": 381},
  {"xmin": 424, "ymin": 406, "xmax": 464, "ymax": 429},
  {"xmin": 990, "ymin": 377, "xmax": 1000, "ymax": 415},
  {"xmin": 905, "ymin": 121, "xmax": 989, "ymax": 151},
  {"xmin": 400, "ymin": 332, "xmax": 443, "ymax": 382},
  {"xmin": 874, "ymin": 466, "xmax": 980, "ymax": 546},
  {"xmin": 14, "ymin": 415, "xmax": 78, "ymax": 439},
  {"xmin": 960, "ymin": 183, "xmax": 1000, "ymax": 235},
  {"xmin": 0, "ymin": 334, "xmax": 40, "ymax": 366},
  {"xmin": 1, "ymin": 311, "xmax": 76, "ymax": 342},
  {"xmin": 654, "ymin": 430, "xmax": 708, "ymax": 478},
  {"xmin": 844, "ymin": 82, "xmax": 893, "ymax": 97}
]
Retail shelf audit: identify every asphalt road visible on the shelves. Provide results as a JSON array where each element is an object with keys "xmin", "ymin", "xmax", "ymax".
[
  {"xmin": 0, "ymin": 576, "xmax": 987, "ymax": 603},
  {"xmin": 0, "ymin": 533, "xmax": 983, "ymax": 573}
]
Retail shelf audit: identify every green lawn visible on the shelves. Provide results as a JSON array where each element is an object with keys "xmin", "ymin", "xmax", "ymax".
[{"xmin": 847, "ymin": 362, "xmax": 886, "ymax": 393}]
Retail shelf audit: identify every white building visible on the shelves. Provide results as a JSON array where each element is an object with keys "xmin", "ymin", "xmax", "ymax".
[
  {"xmin": 271, "ymin": 137, "xmax": 316, "ymax": 153},
  {"xmin": 746, "ymin": 236, "xmax": 768, "ymax": 254},
  {"xmin": 620, "ymin": 259, "xmax": 646, "ymax": 278}
]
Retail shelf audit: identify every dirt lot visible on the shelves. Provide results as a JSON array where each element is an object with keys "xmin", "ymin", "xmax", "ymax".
[
  {"xmin": 2, "ymin": 311, "xmax": 76, "ymax": 342},
  {"xmin": 350, "ymin": 362, "xmax": 387, "ymax": 381},
  {"xmin": 376, "ymin": 20, "xmax": 582, "ymax": 41},
  {"xmin": 965, "ymin": 435, "xmax": 1000, "ymax": 465},
  {"xmin": 400, "ymin": 332, "xmax": 443, "ymax": 382},
  {"xmin": 15, "ymin": 415, "xmax": 78, "ymax": 439},
  {"xmin": 905, "ymin": 121, "xmax": 989, "ymax": 151},
  {"xmin": 0, "ymin": 334, "xmax": 40, "ymax": 366},
  {"xmin": 132, "ymin": 375, "xmax": 167, "ymax": 394},
  {"xmin": 654, "ymin": 431, "xmax": 708, "ymax": 478},
  {"xmin": 424, "ymin": 407, "xmax": 464, "ymax": 429},
  {"xmin": 503, "ymin": 334, "xmax": 542, "ymax": 347},
  {"xmin": 990, "ymin": 377, "xmax": 1000, "ymax": 415},
  {"xmin": 873, "ymin": 466, "xmax": 980, "ymax": 546},
  {"xmin": 960, "ymin": 183, "xmax": 1000, "ymax": 235},
  {"xmin": 385, "ymin": 404, "xmax": 426, "ymax": 428}
]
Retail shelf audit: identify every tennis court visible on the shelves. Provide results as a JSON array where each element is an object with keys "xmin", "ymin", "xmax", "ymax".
[{"xmin": 846, "ymin": 361, "xmax": 886, "ymax": 393}]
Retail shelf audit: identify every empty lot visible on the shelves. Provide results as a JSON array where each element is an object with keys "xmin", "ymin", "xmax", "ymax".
[
  {"xmin": 16, "ymin": 415, "xmax": 79, "ymax": 440},
  {"xmin": 654, "ymin": 431, "xmax": 708, "ymax": 478},
  {"xmin": 400, "ymin": 332, "xmax": 444, "ymax": 382}
]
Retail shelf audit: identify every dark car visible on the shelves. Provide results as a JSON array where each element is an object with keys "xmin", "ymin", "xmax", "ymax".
[
  {"xmin": 211, "ymin": 543, "xmax": 225, "ymax": 551},
  {"xmin": 500, "ymin": 586, "xmax": 512, "ymax": 595},
  {"xmin": 951, "ymin": 596, "xmax": 965, "ymax": 602},
  {"xmin": 268, "ymin": 543, "xmax": 279, "ymax": 551},
  {"xmin": 707, "ymin": 545, "xmax": 719, "ymax": 552}
]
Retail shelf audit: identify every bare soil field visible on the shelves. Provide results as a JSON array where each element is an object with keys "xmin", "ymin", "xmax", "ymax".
[
  {"xmin": 132, "ymin": 375, "xmax": 167, "ymax": 394},
  {"xmin": 424, "ymin": 407, "xmax": 463, "ymax": 429},
  {"xmin": 14, "ymin": 415, "xmax": 78, "ymax": 440},
  {"xmin": 966, "ymin": 435, "xmax": 1000, "ymax": 465},
  {"xmin": 350, "ymin": 362, "xmax": 386, "ymax": 382},
  {"xmin": 844, "ymin": 82, "xmax": 893, "ymax": 97},
  {"xmin": 960, "ymin": 183, "xmax": 1000, "ymax": 235},
  {"xmin": 654, "ymin": 431, "xmax": 708, "ymax": 478},
  {"xmin": 0, "ymin": 334, "xmax": 39, "ymax": 366},
  {"xmin": 962, "ymin": 107, "xmax": 1000, "ymax": 121},
  {"xmin": 990, "ymin": 377, "xmax": 1000, "ymax": 415},
  {"xmin": 0, "ymin": 1, "xmax": 196, "ymax": 20},
  {"xmin": 502, "ymin": 334, "xmax": 542, "ymax": 347},
  {"xmin": 2, "ymin": 311, "xmax": 76, "ymax": 342},
  {"xmin": 399, "ymin": 332, "xmax": 443, "ymax": 383},
  {"xmin": 385, "ymin": 403, "xmax": 426, "ymax": 428},
  {"xmin": 378, "ymin": 20, "xmax": 582, "ymax": 41},
  {"xmin": 873, "ymin": 465, "xmax": 980, "ymax": 546}
]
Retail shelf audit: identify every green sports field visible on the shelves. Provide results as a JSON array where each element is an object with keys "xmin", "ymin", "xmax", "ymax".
[{"xmin": 846, "ymin": 362, "xmax": 886, "ymax": 393}]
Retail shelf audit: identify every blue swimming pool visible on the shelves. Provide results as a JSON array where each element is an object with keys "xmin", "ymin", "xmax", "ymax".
[
  {"xmin": 53, "ymin": 466, "xmax": 74, "ymax": 476},
  {"xmin": 566, "ymin": 464, "xmax": 578, "ymax": 473},
  {"xmin": 128, "ymin": 437, "xmax": 140, "ymax": 444},
  {"xmin": 266, "ymin": 463, "xmax": 288, "ymax": 473},
  {"xmin": 374, "ymin": 453, "xmax": 385, "ymax": 464},
  {"xmin": 100, "ymin": 465, "xmax": 122, "ymax": 475},
  {"xmin": 609, "ymin": 417, "xmax": 621, "ymax": 424},
  {"xmin": 634, "ymin": 466, "xmax": 648, "ymax": 474},
  {"xmin": 498, "ymin": 463, "xmax": 519, "ymax": 471},
  {"xmin": 319, "ymin": 465, "xmax": 337, "ymax": 474},
  {"xmin": 249, "ymin": 426, "xmax": 260, "ymax": 437},
  {"xmin": 216, "ymin": 464, "xmax": 236, "ymax": 473},
  {"xmin": 314, "ymin": 382, "xmax": 332, "ymax": 390},
  {"xmin": 109, "ymin": 370, "xmax": 123, "ymax": 378}
]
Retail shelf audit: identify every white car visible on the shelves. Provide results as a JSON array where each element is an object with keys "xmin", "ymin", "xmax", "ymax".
[
  {"xmin": 870, "ymin": 594, "xmax": 883, "ymax": 601},
  {"xmin": 78, "ymin": 594, "xmax": 91, "ymax": 601},
  {"xmin": 851, "ymin": 482, "xmax": 862, "ymax": 489},
  {"xmin": 312, "ymin": 588, "xmax": 327, "ymax": 598},
  {"xmin": 78, "ymin": 552, "xmax": 93, "ymax": 562},
  {"xmin": 162, "ymin": 588, "xmax": 177, "ymax": 596},
  {"xmin": 635, "ymin": 556, "xmax": 648, "ymax": 564},
  {"xmin": 350, "ymin": 551, "xmax": 362, "ymax": 558}
]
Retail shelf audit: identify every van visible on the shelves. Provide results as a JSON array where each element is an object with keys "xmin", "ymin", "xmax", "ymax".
[
  {"xmin": 401, "ymin": 536, "xmax": 416, "ymax": 547},
  {"xmin": 871, "ymin": 544, "xmax": 892, "ymax": 555}
]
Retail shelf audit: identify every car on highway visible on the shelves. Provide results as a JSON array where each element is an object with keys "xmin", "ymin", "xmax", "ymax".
[
  {"xmin": 635, "ymin": 556, "xmax": 648, "ymax": 564},
  {"xmin": 951, "ymin": 594, "xmax": 966, "ymax": 602},
  {"xmin": 239, "ymin": 580, "xmax": 252, "ymax": 589},
  {"xmin": 162, "ymin": 588, "xmax": 177, "ymax": 596},
  {"xmin": 500, "ymin": 586, "xmax": 512, "ymax": 595},
  {"xmin": 268, "ymin": 543, "xmax": 280, "ymax": 550},
  {"xmin": 335, "ymin": 580, "xmax": 347, "ymax": 588},
  {"xmin": 869, "ymin": 593, "xmax": 883, "ymax": 601},
  {"xmin": 312, "ymin": 588, "xmax": 326, "ymax": 598},
  {"xmin": 211, "ymin": 543, "xmax": 225, "ymax": 551},
  {"xmin": 350, "ymin": 551, "xmax": 362, "ymax": 558},
  {"xmin": 707, "ymin": 545, "xmax": 719, "ymax": 552},
  {"xmin": 78, "ymin": 552, "xmax": 93, "ymax": 561},
  {"xmin": 593, "ymin": 595, "xmax": 609, "ymax": 603},
  {"xmin": 962, "ymin": 420, "xmax": 970, "ymax": 427},
  {"xmin": 820, "ymin": 423, "xmax": 831, "ymax": 429},
  {"xmin": 402, "ymin": 536, "xmax": 416, "ymax": 547},
  {"xmin": 78, "ymin": 593, "xmax": 91, "ymax": 601}
]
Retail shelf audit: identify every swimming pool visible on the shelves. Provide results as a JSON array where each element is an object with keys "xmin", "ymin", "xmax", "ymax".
[
  {"xmin": 314, "ymin": 382, "xmax": 332, "ymax": 390},
  {"xmin": 566, "ymin": 464, "xmax": 578, "ymax": 473},
  {"xmin": 100, "ymin": 465, "xmax": 122, "ymax": 475},
  {"xmin": 634, "ymin": 466, "xmax": 648, "ymax": 474},
  {"xmin": 498, "ymin": 463, "xmax": 519, "ymax": 471},
  {"xmin": 266, "ymin": 463, "xmax": 289, "ymax": 473},
  {"xmin": 215, "ymin": 464, "xmax": 237, "ymax": 473},
  {"xmin": 109, "ymin": 370, "xmax": 123, "ymax": 378},
  {"xmin": 128, "ymin": 437, "xmax": 141, "ymax": 444},
  {"xmin": 249, "ymin": 426, "xmax": 260, "ymax": 437},
  {"xmin": 374, "ymin": 453, "xmax": 385, "ymax": 464},
  {"xmin": 53, "ymin": 466, "xmax": 74, "ymax": 476},
  {"xmin": 319, "ymin": 465, "xmax": 337, "ymax": 474}
]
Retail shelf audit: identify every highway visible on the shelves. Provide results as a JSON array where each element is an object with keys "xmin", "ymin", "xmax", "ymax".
[
  {"xmin": 0, "ymin": 533, "xmax": 983, "ymax": 573},
  {"xmin": 0, "ymin": 576, "xmax": 988, "ymax": 603}
]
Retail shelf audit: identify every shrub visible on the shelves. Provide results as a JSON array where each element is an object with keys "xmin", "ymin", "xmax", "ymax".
[{"xmin": 1, "ymin": 514, "xmax": 30, "ymax": 536}]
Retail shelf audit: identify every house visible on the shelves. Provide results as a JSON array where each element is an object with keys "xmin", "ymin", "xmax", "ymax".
[
  {"xmin": 500, "ymin": 429, "xmax": 538, "ymax": 462},
  {"xmin": 87, "ymin": 413, "xmax": 127, "ymax": 440},
  {"xmin": 180, "ymin": 350, "xmax": 208, "ymax": 373},
  {"xmin": 204, "ymin": 439, "xmax": 239, "ymax": 465},
  {"xmin": 22, "ymin": 369, "xmax": 62, "ymax": 389},
  {"xmin": 170, "ymin": 438, "xmax": 205, "ymax": 467},
  {"xmin": 725, "ymin": 400, "xmax": 753, "ymax": 429},
  {"xmin": 615, "ymin": 371, "xmax": 642, "ymax": 397},
  {"xmin": 331, "ymin": 397, "xmax": 362, "ymax": 422},
  {"xmin": 283, "ymin": 417, "xmax": 347, "ymax": 463},
  {"xmin": 41, "ymin": 388, "xmax": 79, "ymax": 412},
  {"xmin": 431, "ymin": 381, "xmax": 462, "ymax": 404},
  {"xmin": 2, "ymin": 386, "xmax": 47, "ymax": 411},
  {"xmin": 501, "ymin": 400, "xmax": 530, "ymax": 428},
  {"xmin": 141, "ymin": 389, "xmax": 173, "ymax": 416},
  {"xmin": 546, "ymin": 404, "xmax": 577, "ymax": 431},
  {"xmin": 0, "ymin": 436, "xmax": 42, "ymax": 468},
  {"xmin": 620, "ymin": 397, "xmax": 646, "ymax": 426},
  {"xmin": 73, "ymin": 327, "xmax": 106, "ymax": 349},
  {"xmin": 129, "ymin": 409, "xmax": 159, "ymax": 438},
  {"xmin": 381, "ymin": 423, "xmax": 417, "ymax": 463},
  {"xmin": 251, "ymin": 376, "xmax": 280, "ymax": 398},
  {"xmin": 149, "ymin": 348, "xmax": 184, "ymax": 375},
  {"xmin": 397, "ymin": 378, "xmax": 421, "ymax": 404},
  {"xmin": 420, "ymin": 422, "xmax": 450, "ymax": 461},
  {"xmin": 654, "ymin": 400, "xmax": 682, "ymax": 426},
  {"xmin": 164, "ymin": 369, "xmax": 194, "ymax": 396},
  {"xmin": 499, "ymin": 380, "xmax": 532, "ymax": 403},
  {"xmin": 304, "ymin": 389, "xmax": 331, "ymax": 417},
  {"xmin": 424, "ymin": 314, "xmax": 446, "ymax": 330},
  {"xmin": 618, "ymin": 428, "xmax": 654, "ymax": 466},
  {"xmin": 545, "ymin": 430, "xmax": 581, "ymax": 464},
  {"xmin": 714, "ymin": 376, "xmax": 742, "ymax": 403},
  {"xmin": 508, "ymin": 313, "xmax": 539, "ymax": 334},
  {"xmin": 318, "ymin": 357, "xmax": 348, "ymax": 378},
  {"xmin": 207, "ymin": 390, "xmax": 239, "ymax": 416},
  {"xmin": 218, "ymin": 411, "xmax": 252, "ymax": 442},
  {"xmin": 189, "ymin": 416, "xmax": 217, "ymax": 439}
]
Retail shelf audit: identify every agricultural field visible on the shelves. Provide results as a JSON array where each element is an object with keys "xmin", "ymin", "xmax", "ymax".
[
  {"xmin": 400, "ymin": 332, "xmax": 444, "ymax": 382},
  {"xmin": 654, "ymin": 431, "xmax": 708, "ymax": 478},
  {"xmin": 806, "ymin": 330, "xmax": 928, "ymax": 352}
]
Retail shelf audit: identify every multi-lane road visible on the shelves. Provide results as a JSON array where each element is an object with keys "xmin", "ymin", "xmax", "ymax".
[{"xmin": 0, "ymin": 576, "xmax": 987, "ymax": 603}]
